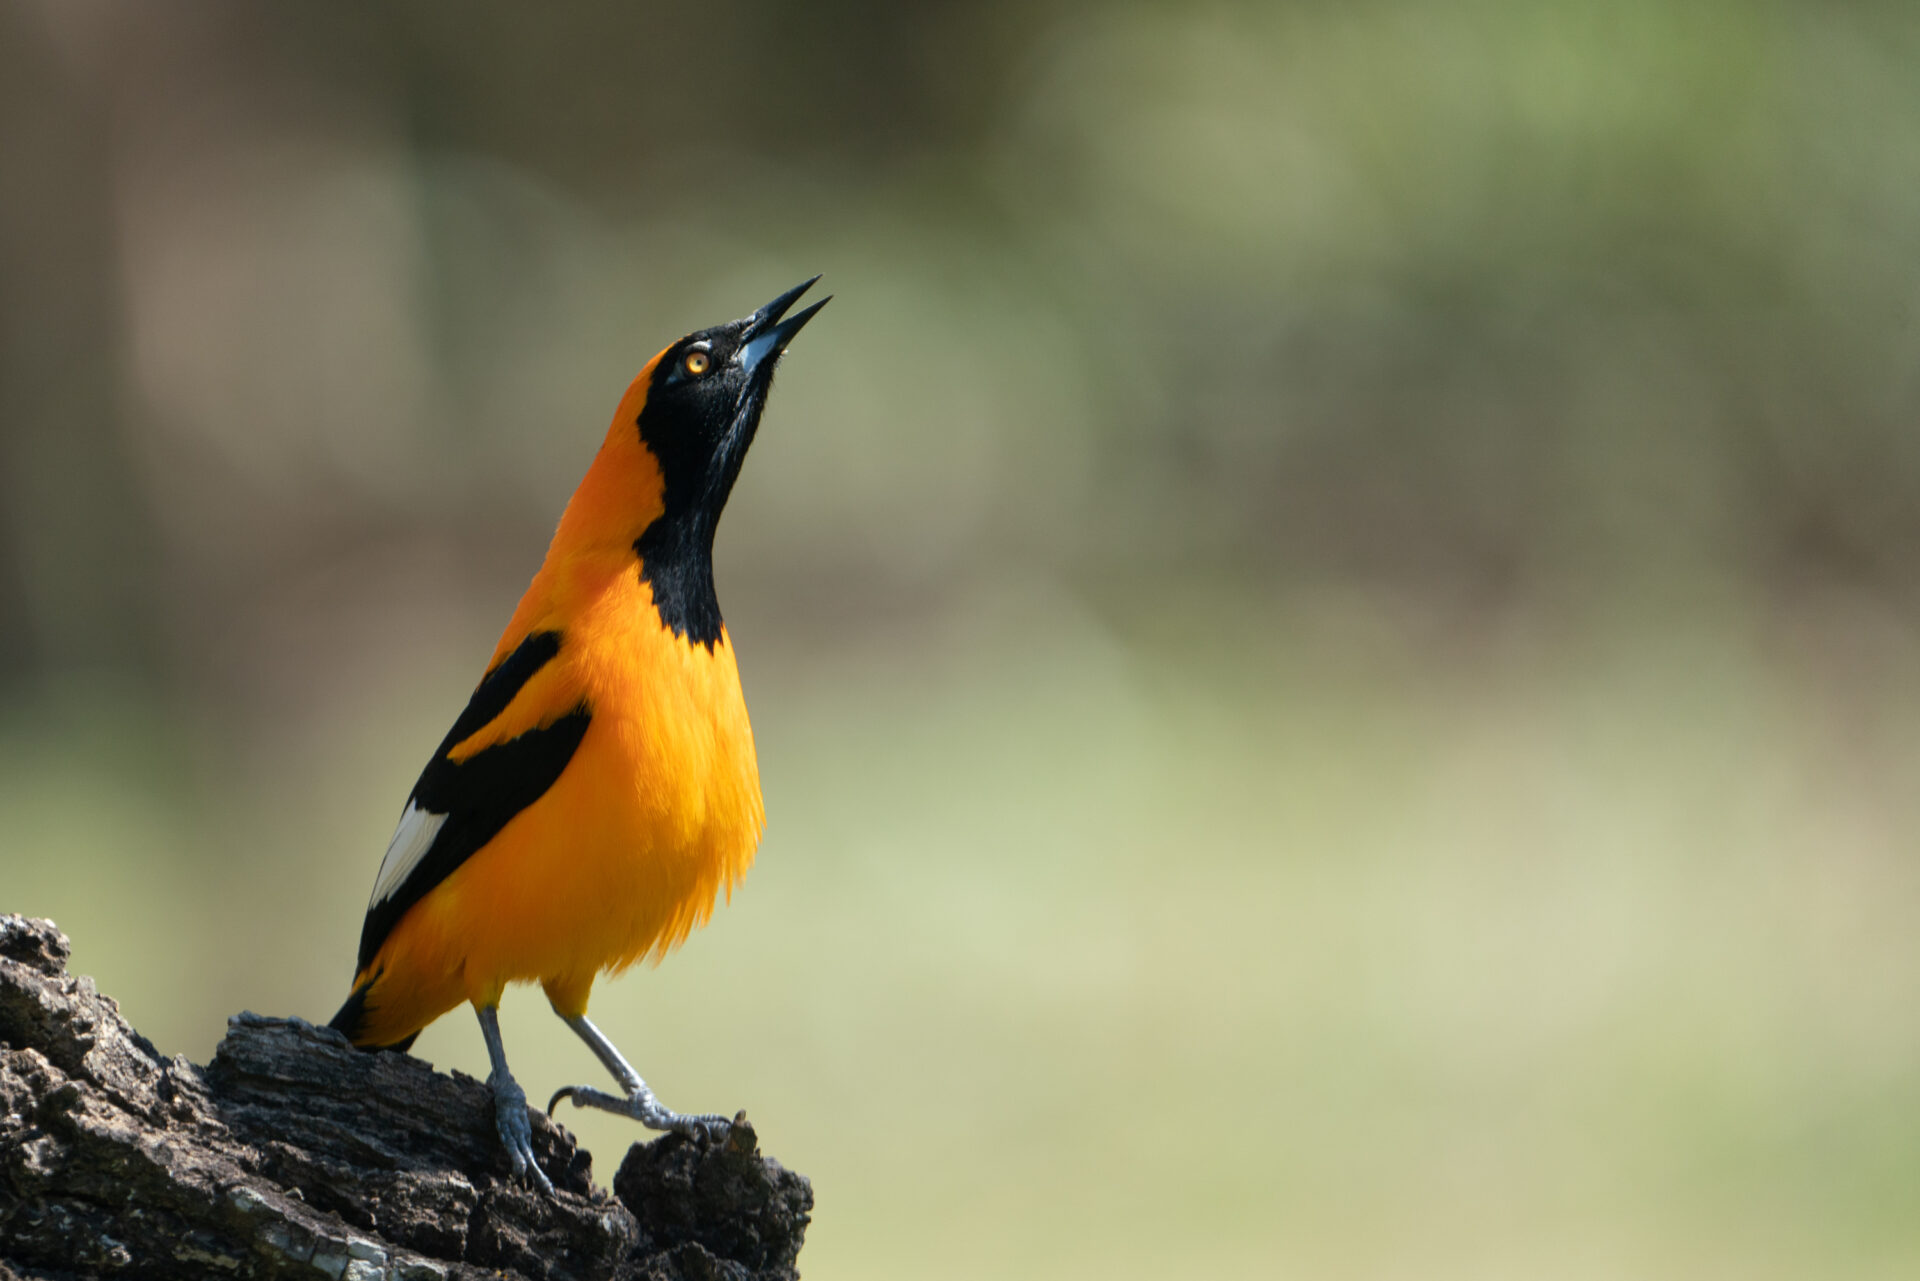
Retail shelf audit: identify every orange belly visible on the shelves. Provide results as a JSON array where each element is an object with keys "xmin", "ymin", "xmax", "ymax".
[{"xmin": 350, "ymin": 580, "xmax": 763, "ymax": 1047}]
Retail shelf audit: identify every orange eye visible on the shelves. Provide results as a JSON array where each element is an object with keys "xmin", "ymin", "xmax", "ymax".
[{"xmin": 684, "ymin": 350, "xmax": 710, "ymax": 375}]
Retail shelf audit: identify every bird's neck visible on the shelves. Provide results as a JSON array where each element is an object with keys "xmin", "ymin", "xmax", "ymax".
[
  {"xmin": 490, "ymin": 416, "xmax": 726, "ymax": 665},
  {"xmin": 633, "ymin": 509, "xmax": 723, "ymax": 650}
]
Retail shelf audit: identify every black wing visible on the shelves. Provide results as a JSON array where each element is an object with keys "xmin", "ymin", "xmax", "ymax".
[{"xmin": 353, "ymin": 629, "xmax": 591, "ymax": 973}]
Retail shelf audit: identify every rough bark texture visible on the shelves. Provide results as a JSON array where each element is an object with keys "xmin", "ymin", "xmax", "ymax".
[{"xmin": 0, "ymin": 916, "xmax": 811, "ymax": 1280}]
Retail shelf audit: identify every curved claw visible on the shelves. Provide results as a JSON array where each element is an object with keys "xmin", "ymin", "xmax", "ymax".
[{"xmin": 548, "ymin": 1084, "xmax": 584, "ymax": 1115}]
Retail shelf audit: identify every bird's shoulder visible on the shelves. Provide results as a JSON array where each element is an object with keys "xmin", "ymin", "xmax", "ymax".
[{"xmin": 352, "ymin": 625, "xmax": 592, "ymax": 973}]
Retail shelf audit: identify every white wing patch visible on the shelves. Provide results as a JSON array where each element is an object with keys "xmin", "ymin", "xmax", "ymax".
[{"xmin": 369, "ymin": 800, "xmax": 448, "ymax": 907}]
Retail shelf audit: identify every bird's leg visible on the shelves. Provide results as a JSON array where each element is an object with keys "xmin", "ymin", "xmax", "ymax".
[
  {"xmin": 476, "ymin": 1004, "xmax": 554, "ymax": 1194},
  {"xmin": 546, "ymin": 1013, "xmax": 733, "ymax": 1141}
]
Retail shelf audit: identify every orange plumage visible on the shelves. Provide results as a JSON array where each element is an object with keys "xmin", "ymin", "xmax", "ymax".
[
  {"xmin": 326, "ymin": 281, "xmax": 825, "ymax": 1188},
  {"xmin": 340, "ymin": 355, "xmax": 764, "ymax": 1046}
]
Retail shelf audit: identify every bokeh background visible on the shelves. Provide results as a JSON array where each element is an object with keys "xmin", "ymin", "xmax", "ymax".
[{"xmin": 5, "ymin": 1, "xmax": 1920, "ymax": 1276}]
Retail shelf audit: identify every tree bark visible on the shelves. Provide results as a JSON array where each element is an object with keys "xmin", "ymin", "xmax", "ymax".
[{"xmin": 0, "ymin": 915, "xmax": 811, "ymax": 1280}]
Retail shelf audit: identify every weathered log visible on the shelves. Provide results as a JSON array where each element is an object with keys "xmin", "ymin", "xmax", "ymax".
[{"xmin": 0, "ymin": 915, "xmax": 811, "ymax": 1280}]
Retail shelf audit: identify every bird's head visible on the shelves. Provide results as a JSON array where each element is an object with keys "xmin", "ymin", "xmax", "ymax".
[
  {"xmin": 634, "ymin": 276, "xmax": 829, "ymax": 530},
  {"xmin": 562, "ymin": 277, "xmax": 827, "ymax": 646}
]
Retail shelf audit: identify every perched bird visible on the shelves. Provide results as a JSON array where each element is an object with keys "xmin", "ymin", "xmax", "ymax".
[{"xmin": 329, "ymin": 279, "xmax": 827, "ymax": 1191}]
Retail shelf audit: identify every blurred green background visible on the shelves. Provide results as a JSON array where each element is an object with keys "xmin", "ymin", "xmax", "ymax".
[{"xmin": 4, "ymin": 1, "xmax": 1920, "ymax": 1276}]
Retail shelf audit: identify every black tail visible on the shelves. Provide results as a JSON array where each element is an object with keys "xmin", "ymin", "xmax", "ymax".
[{"xmin": 327, "ymin": 982, "xmax": 419, "ymax": 1054}]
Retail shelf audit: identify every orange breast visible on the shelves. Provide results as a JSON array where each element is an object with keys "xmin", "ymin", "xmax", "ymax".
[{"xmin": 358, "ymin": 569, "xmax": 764, "ymax": 1039}]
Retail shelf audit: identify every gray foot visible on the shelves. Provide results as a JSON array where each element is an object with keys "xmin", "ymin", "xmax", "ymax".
[
  {"xmin": 474, "ymin": 1003, "xmax": 554, "ymax": 1195},
  {"xmin": 548, "ymin": 1082, "xmax": 734, "ymax": 1142},
  {"xmin": 490, "ymin": 1071, "xmax": 555, "ymax": 1194}
]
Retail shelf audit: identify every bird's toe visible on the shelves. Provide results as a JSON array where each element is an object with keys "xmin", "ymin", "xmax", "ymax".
[
  {"xmin": 491, "ymin": 1078, "xmax": 554, "ymax": 1195},
  {"xmin": 548, "ymin": 1083, "xmax": 612, "ymax": 1115}
]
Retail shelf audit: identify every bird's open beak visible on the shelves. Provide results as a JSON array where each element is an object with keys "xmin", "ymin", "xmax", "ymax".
[{"xmin": 738, "ymin": 276, "xmax": 829, "ymax": 377}]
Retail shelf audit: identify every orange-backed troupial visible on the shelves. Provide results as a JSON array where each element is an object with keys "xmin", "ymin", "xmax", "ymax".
[{"xmin": 328, "ymin": 279, "xmax": 827, "ymax": 1192}]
